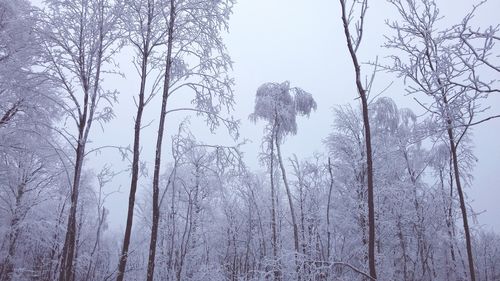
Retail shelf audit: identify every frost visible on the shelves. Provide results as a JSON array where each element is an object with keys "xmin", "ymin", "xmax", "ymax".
[{"xmin": 250, "ymin": 81, "xmax": 317, "ymax": 139}]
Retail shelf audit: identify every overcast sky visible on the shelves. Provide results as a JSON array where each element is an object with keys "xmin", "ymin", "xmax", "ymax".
[{"xmin": 84, "ymin": 0, "xmax": 500, "ymax": 233}]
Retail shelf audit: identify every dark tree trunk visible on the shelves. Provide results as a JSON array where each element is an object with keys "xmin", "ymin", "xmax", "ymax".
[
  {"xmin": 39, "ymin": 1, "xmax": 111, "ymax": 279},
  {"xmin": 146, "ymin": 1, "xmax": 176, "ymax": 280},
  {"xmin": 59, "ymin": 139, "xmax": 85, "ymax": 281},
  {"xmin": 447, "ymin": 126, "xmax": 476, "ymax": 281},
  {"xmin": 58, "ymin": 3, "xmax": 106, "ymax": 279},
  {"xmin": 0, "ymin": 101, "xmax": 21, "ymax": 128},
  {"xmin": 425, "ymin": 36, "xmax": 476, "ymax": 280},
  {"xmin": 339, "ymin": 0, "xmax": 377, "ymax": 279},
  {"xmin": 116, "ymin": 1, "xmax": 155, "ymax": 279}
]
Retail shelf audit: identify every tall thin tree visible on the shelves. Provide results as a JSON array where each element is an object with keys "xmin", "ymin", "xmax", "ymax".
[
  {"xmin": 338, "ymin": 0, "xmax": 377, "ymax": 278},
  {"xmin": 250, "ymin": 81, "xmax": 316, "ymax": 280},
  {"xmin": 116, "ymin": 0, "xmax": 165, "ymax": 279},
  {"xmin": 38, "ymin": 1, "xmax": 122, "ymax": 279},
  {"xmin": 116, "ymin": 0, "xmax": 236, "ymax": 280},
  {"xmin": 384, "ymin": 1, "xmax": 500, "ymax": 280}
]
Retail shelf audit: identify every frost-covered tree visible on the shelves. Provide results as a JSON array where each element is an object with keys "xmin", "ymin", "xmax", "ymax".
[
  {"xmin": 2, "ymin": 1, "xmax": 500, "ymax": 280},
  {"xmin": 130, "ymin": 122, "xmax": 243, "ymax": 281},
  {"xmin": 0, "ymin": 131, "xmax": 65, "ymax": 281},
  {"xmin": 0, "ymin": 2, "xmax": 64, "ymax": 278},
  {"xmin": 115, "ymin": 1, "xmax": 238, "ymax": 279},
  {"xmin": 453, "ymin": 3, "xmax": 500, "ymax": 85},
  {"xmin": 117, "ymin": 1, "xmax": 167, "ymax": 280},
  {"xmin": 383, "ymin": 1, "xmax": 500, "ymax": 280},
  {"xmin": 0, "ymin": 0, "xmax": 55, "ymax": 130},
  {"xmin": 326, "ymin": 97, "xmax": 443, "ymax": 280},
  {"xmin": 250, "ymin": 81, "xmax": 316, "ymax": 280},
  {"xmin": 326, "ymin": 104, "xmax": 369, "ymax": 276},
  {"xmin": 289, "ymin": 154, "xmax": 330, "ymax": 279},
  {"xmin": 37, "ymin": 0, "xmax": 123, "ymax": 279}
]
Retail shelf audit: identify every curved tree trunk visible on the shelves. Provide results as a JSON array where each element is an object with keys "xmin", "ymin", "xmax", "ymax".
[
  {"xmin": 339, "ymin": 0, "xmax": 377, "ymax": 279},
  {"xmin": 274, "ymin": 135, "xmax": 301, "ymax": 280}
]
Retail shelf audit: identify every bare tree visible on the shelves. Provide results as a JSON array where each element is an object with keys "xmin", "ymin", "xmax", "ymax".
[
  {"xmin": 338, "ymin": 0, "xmax": 377, "ymax": 278},
  {"xmin": 114, "ymin": 0, "xmax": 237, "ymax": 280},
  {"xmin": 384, "ymin": 1, "xmax": 500, "ymax": 280},
  {"xmin": 38, "ymin": 0, "xmax": 123, "ymax": 279},
  {"xmin": 116, "ymin": 0, "xmax": 166, "ymax": 279},
  {"xmin": 3, "ymin": 0, "xmax": 500, "ymax": 280}
]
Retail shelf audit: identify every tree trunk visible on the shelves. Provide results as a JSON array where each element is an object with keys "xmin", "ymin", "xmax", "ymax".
[
  {"xmin": 447, "ymin": 126, "xmax": 476, "ymax": 281},
  {"xmin": 396, "ymin": 216, "xmax": 409, "ymax": 281},
  {"xmin": 440, "ymin": 166, "xmax": 458, "ymax": 279},
  {"xmin": 48, "ymin": 201, "xmax": 67, "ymax": 281},
  {"xmin": 0, "ymin": 101, "xmax": 21, "ymax": 128},
  {"xmin": 146, "ymin": 1, "xmax": 176, "ymax": 280},
  {"xmin": 59, "ymin": 139, "xmax": 85, "ymax": 281},
  {"xmin": 426, "ymin": 36, "xmax": 476, "ymax": 279},
  {"xmin": 58, "ymin": 3, "xmax": 105, "ymax": 279},
  {"xmin": 0, "ymin": 181, "xmax": 26, "ymax": 281},
  {"xmin": 116, "ymin": 1, "xmax": 155, "ymax": 279},
  {"xmin": 269, "ymin": 126, "xmax": 281, "ymax": 281},
  {"xmin": 339, "ymin": 0, "xmax": 377, "ymax": 278},
  {"xmin": 274, "ymin": 135, "xmax": 301, "ymax": 280},
  {"xmin": 326, "ymin": 157, "xmax": 334, "ymax": 260}
]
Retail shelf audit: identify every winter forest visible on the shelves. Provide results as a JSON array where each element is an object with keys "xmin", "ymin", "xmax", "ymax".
[{"xmin": 1, "ymin": 0, "xmax": 500, "ymax": 280}]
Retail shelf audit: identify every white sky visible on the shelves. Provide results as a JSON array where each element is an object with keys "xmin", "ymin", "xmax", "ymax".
[{"xmin": 57, "ymin": 0, "xmax": 500, "ymax": 233}]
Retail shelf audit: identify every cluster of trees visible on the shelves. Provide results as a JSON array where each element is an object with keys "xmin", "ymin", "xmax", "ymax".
[{"xmin": 0, "ymin": 0, "xmax": 499, "ymax": 281}]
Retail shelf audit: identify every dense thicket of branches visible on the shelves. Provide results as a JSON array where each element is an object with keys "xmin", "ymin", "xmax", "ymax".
[{"xmin": 1, "ymin": 0, "xmax": 499, "ymax": 281}]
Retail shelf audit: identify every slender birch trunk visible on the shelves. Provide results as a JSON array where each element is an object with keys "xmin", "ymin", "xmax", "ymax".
[{"xmin": 146, "ymin": 1, "xmax": 176, "ymax": 279}]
